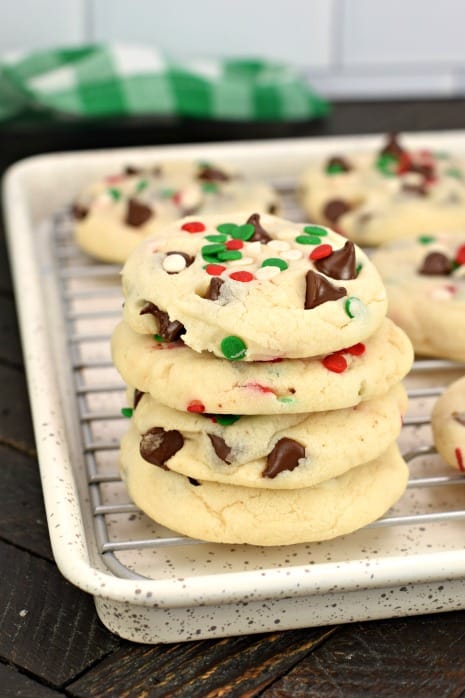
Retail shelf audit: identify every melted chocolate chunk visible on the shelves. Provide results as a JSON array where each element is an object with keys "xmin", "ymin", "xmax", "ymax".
[
  {"xmin": 315, "ymin": 240, "xmax": 357, "ymax": 280},
  {"xmin": 453, "ymin": 412, "xmax": 465, "ymax": 426},
  {"xmin": 124, "ymin": 165, "xmax": 142, "ymax": 176},
  {"xmin": 326, "ymin": 156, "xmax": 352, "ymax": 173},
  {"xmin": 401, "ymin": 182, "xmax": 428, "ymax": 197},
  {"xmin": 246, "ymin": 212, "xmax": 272, "ymax": 243},
  {"xmin": 323, "ymin": 198, "xmax": 352, "ymax": 224},
  {"xmin": 71, "ymin": 203, "xmax": 89, "ymax": 220},
  {"xmin": 133, "ymin": 389, "xmax": 145, "ymax": 409},
  {"xmin": 140, "ymin": 301, "xmax": 185, "ymax": 341},
  {"xmin": 262, "ymin": 438, "xmax": 305, "ymax": 479},
  {"xmin": 188, "ymin": 477, "xmax": 201, "ymax": 486},
  {"xmin": 140, "ymin": 427, "xmax": 184, "ymax": 467},
  {"xmin": 205, "ymin": 277, "xmax": 225, "ymax": 301},
  {"xmin": 267, "ymin": 203, "xmax": 278, "ymax": 214},
  {"xmin": 125, "ymin": 198, "xmax": 154, "ymax": 227},
  {"xmin": 380, "ymin": 133, "xmax": 405, "ymax": 159},
  {"xmin": 418, "ymin": 252, "xmax": 452, "ymax": 276},
  {"xmin": 305, "ymin": 270, "xmax": 346, "ymax": 309},
  {"xmin": 197, "ymin": 164, "xmax": 230, "ymax": 182},
  {"xmin": 208, "ymin": 434, "xmax": 232, "ymax": 463}
]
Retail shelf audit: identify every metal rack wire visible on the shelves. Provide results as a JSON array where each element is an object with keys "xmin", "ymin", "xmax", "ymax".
[{"xmin": 51, "ymin": 202, "xmax": 465, "ymax": 582}]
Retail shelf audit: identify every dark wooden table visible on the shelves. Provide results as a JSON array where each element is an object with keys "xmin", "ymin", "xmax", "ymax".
[{"xmin": 2, "ymin": 100, "xmax": 465, "ymax": 698}]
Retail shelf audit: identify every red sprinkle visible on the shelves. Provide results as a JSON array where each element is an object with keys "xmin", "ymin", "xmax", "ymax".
[
  {"xmin": 205, "ymin": 263, "xmax": 226, "ymax": 275},
  {"xmin": 455, "ymin": 447, "xmax": 465, "ymax": 472},
  {"xmin": 172, "ymin": 192, "xmax": 182, "ymax": 205},
  {"xmin": 226, "ymin": 239, "xmax": 244, "ymax": 250},
  {"xmin": 187, "ymin": 400, "xmax": 205, "ymax": 413},
  {"xmin": 456, "ymin": 244, "xmax": 465, "ymax": 266},
  {"xmin": 322, "ymin": 353, "xmax": 348, "ymax": 373},
  {"xmin": 181, "ymin": 221, "xmax": 206, "ymax": 233},
  {"xmin": 310, "ymin": 244, "xmax": 333, "ymax": 261},
  {"xmin": 346, "ymin": 343, "xmax": 366, "ymax": 356},
  {"xmin": 105, "ymin": 174, "xmax": 125, "ymax": 184},
  {"xmin": 245, "ymin": 382, "xmax": 275, "ymax": 394},
  {"xmin": 396, "ymin": 152, "xmax": 412, "ymax": 174},
  {"xmin": 229, "ymin": 270, "xmax": 254, "ymax": 282}
]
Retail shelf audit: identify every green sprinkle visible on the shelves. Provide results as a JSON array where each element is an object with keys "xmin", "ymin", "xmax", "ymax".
[
  {"xmin": 107, "ymin": 187, "xmax": 121, "ymax": 201},
  {"xmin": 345, "ymin": 296, "xmax": 365, "ymax": 319},
  {"xmin": 221, "ymin": 335, "xmax": 247, "ymax": 361},
  {"xmin": 326, "ymin": 163, "xmax": 346, "ymax": 175},
  {"xmin": 418, "ymin": 234, "xmax": 436, "ymax": 245},
  {"xmin": 303, "ymin": 225, "xmax": 328, "ymax": 237},
  {"xmin": 202, "ymin": 182, "xmax": 218, "ymax": 193},
  {"xmin": 356, "ymin": 263, "xmax": 363, "ymax": 276},
  {"xmin": 217, "ymin": 222, "xmax": 254, "ymax": 240},
  {"xmin": 445, "ymin": 167, "xmax": 463, "ymax": 179},
  {"xmin": 375, "ymin": 153, "xmax": 397, "ymax": 177},
  {"xmin": 201, "ymin": 243, "xmax": 225, "ymax": 260},
  {"xmin": 218, "ymin": 250, "xmax": 243, "ymax": 261},
  {"xmin": 295, "ymin": 235, "xmax": 321, "ymax": 245},
  {"xmin": 153, "ymin": 334, "xmax": 166, "ymax": 343},
  {"xmin": 277, "ymin": 396, "xmax": 295, "ymax": 404},
  {"xmin": 261, "ymin": 257, "xmax": 288, "ymax": 271},
  {"xmin": 161, "ymin": 187, "xmax": 175, "ymax": 198},
  {"xmin": 205, "ymin": 233, "xmax": 228, "ymax": 242},
  {"xmin": 136, "ymin": 178, "xmax": 149, "ymax": 192},
  {"xmin": 214, "ymin": 414, "xmax": 241, "ymax": 426},
  {"xmin": 121, "ymin": 407, "xmax": 133, "ymax": 418}
]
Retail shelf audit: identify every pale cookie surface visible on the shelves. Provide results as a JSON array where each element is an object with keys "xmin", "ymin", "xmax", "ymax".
[
  {"xmin": 121, "ymin": 213, "xmax": 387, "ymax": 361},
  {"xmin": 73, "ymin": 160, "xmax": 279, "ymax": 263},
  {"xmin": 372, "ymin": 233, "xmax": 465, "ymax": 361},
  {"xmin": 112, "ymin": 317, "xmax": 413, "ymax": 415},
  {"xmin": 299, "ymin": 133, "xmax": 465, "ymax": 246},
  {"xmin": 432, "ymin": 375, "xmax": 465, "ymax": 472},
  {"xmin": 120, "ymin": 432, "xmax": 409, "ymax": 546},
  {"xmin": 126, "ymin": 384, "xmax": 407, "ymax": 489}
]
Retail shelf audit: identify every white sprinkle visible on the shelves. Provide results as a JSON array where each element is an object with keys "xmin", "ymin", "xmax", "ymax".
[
  {"xmin": 267, "ymin": 240, "xmax": 290, "ymax": 252},
  {"xmin": 431, "ymin": 285, "xmax": 456, "ymax": 300},
  {"xmin": 229, "ymin": 256, "xmax": 254, "ymax": 266},
  {"xmin": 281, "ymin": 249, "xmax": 302, "ymax": 261},
  {"xmin": 245, "ymin": 241, "xmax": 261, "ymax": 256},
  {"xmin": 162, "ymin": 254, "xmax": 187, "ymax": 273},
  {"xmin": 255, "ymin": 266, "xmax": 281, "ymax": 280},
  {"xmin": 19, "ymin": 609, "xmax": 28, "ymax": 618}
]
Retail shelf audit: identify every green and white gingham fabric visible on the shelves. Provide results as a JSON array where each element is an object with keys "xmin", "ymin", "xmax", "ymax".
[{"xmin": 0, "ymin": 44, "xmax": 330, "ymax": 122}]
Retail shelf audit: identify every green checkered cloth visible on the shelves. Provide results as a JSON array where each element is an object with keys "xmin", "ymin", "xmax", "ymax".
[{"xmin": 0, "ymin": 44, "xmax": 329, "ymax": 122}]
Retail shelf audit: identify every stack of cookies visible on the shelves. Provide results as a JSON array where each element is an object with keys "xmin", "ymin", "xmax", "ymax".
[{"xmin": 111, "ymin": 213, "xmax": 414, "ymax": 546}]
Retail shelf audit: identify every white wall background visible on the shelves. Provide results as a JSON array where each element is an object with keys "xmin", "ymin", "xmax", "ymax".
[{"xmin": 2, "ymin": 0, "xmax": 465, "ymax": 100}]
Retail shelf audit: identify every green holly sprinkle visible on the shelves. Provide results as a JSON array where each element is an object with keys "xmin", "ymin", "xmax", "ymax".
[
  {"xmin": 202, "ymin": 182, "xmax": 218, "ymax": 193},
  {"xmin": 153, "ymin": 334, "xmax": 166, "ymax": 343},
  {"xmin": 201, "ymin": 243, "xmax": 225, "ymax": 261},
  {"xmin": 215, "ymin": 414, "xmax": 241, "ymax": 426},
  {"xmin": 136, "ymin": 179, "xmax": 149, "ymax": 192},
  {"xmin": 205, "ymin": 233, "xmax": 228, "ymax": 242},
  {"xmin": 326, "ymin": 163, "xmax": 346, "ymax": 175},
  {"xmin": 295, "ymin": 235, "xmax": 320, "ymax": 245},
  {"xmin": 121, "ymin": 407, "xmax": 133, "ymax": 418},
  {"xmin": 345, "ymin": 296, "xmax": 365, "ymax": 319},
  {"xmin": 277, "ymin": 396, "xmax": 295, "ymax": 404},
  {"xmin": 221, "ymin": 335, "xmax": 247, "ymax": 361},
  {"xmin": 261, "ymin": 257, "xmax": 288, "ymax": 271},
  {"xmin": 375, "ymin": 153, "xmax": 397, "ymax": 176},
  {"xmin": 356, "ymin": 263, "xmax": 363, "ymax": 276},
  {"xmin": 218, "ymin": 250, "xmax": 243, "ymax": 261},
  {"xmin": 107, "ymin": 187, "xmax": 122, "ymax": 201},
  {"xmin": 217, "ymin": 223, "xmax": 255, "ymax": 240},
  {"xmin": 303, "ymin": 225, "xmax": 328, "ymax": 237},
  {"xmin": 418, "ymin": 234, "xmax": 436, "ymax": 245},
  {"xmin": 161, "ymin": 188, "xmax": 175, "ymax": 198},
  {"xmin": 445, "ymin": 167, "xmax": 463, "ymax": 179}
]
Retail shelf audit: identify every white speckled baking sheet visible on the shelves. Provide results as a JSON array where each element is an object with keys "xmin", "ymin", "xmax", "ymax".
[{"xmin": 4, "ymin": 132, "xmax": 465, "ymax": 643}]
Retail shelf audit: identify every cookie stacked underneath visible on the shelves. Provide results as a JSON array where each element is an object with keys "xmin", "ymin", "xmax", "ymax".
[{"xmin": 111, "ymin": 213, "xmax": 414, "ymax": 545}]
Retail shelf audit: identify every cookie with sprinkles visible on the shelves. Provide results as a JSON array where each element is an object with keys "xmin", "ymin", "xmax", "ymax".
[
  {"xmin": 119, "ymin": 431, "xmax": 409, "ymax": 546},
  {"xmin": 372, "ymin": 232, "xmax": 465, "ymax": 360},
  {"xmin": 299, "ymin": 133, "xmax": 465, "ymax": 246},
  {"xmin": 432, "ymin": 375, "xmax": 465, "ymax": 473},
  {"xmin": 111, "ymin": 318, "xmax": 413, "ymax": 415},
  {"xmin": 121, "ymin": 213, "xmax": 387, "ymax": 360},
  {"xmin": 72, "ymin": 160, "xmax": 279, "ymax": 263},
  {"xmin": 124, "ymin": 383, "xmax": 407, "ymax": 489}
]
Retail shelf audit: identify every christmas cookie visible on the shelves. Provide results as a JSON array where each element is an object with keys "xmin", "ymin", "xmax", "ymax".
[
  {"xmin": 111, "ymin": 317, "xmax": 413, "ymax": 415},
  {"xmin": 371, "ymin": 233, "xmax": 465, "ymax": 361},
  {"xmin": 121, "ymin": 212, "xmax": 388, "ymax": 361},
  {"xmin": 73, "ymin": 160, "xmax": 279, "ymax": 263},
  {"xmin": 119, "ymin": 431, "xmax": 409, "ymax": 546},
  {"xmin": 123, "ymin": 384, "xmax": 407, "ymax": 490},
  {"xmin": 299, "ymin": 133, "xmax": 465, "ymax": 246},
  {"xmin": 432, "ymin": 376, "xmax": 465, "ymax": 472}
]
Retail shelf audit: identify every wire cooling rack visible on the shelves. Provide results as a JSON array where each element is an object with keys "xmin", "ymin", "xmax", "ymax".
[{"xmin": 47, "ymin": 193, "xmax": 465, "ymax": 584}]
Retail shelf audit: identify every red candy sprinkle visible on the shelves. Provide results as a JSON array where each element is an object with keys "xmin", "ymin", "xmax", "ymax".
[
  {"xmin": 396, "ymin": 152, "xmax": 412, "ymax": 174},
  {"xmin": 181, "ymin": 221, "xmax": 206, "ymax": 233},
  {"xmin": 226, "ymin": 239, "xmax": 244, "ymax": 250},
  {"xmin": 187, "ymin": 400, "xmax": 205, "ymax": 413},
  {"xmin": 346, "ymin": 342, "xmax": 366, "ymax": 356},
  {"xmin": 456, "ymin": 244, "xmax": 465, "ymax": 266},
  {"xmin": 322, "ymin": 353, "xmax": 348, "ymax": 373},
  {"xmin": 455, "ymin": 447, "xmax": 465, "ymax": 472},
  {"xmin": 245, "ymin": 382, "xmax": 275, "ymax": 394},
  {"xmin": 205, "ymin": 263, "xmax": 226, "ymax": 275},
  {"xmin": 310, "ymin": 244, "xmax": 333, "ymax": 261},
  {"xmin": 229, "ymin": 270, "xmax": 254, "ymax": 282}
]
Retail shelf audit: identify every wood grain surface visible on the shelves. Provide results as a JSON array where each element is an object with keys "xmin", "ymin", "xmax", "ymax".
[{"xmin": 2, "ymin": 101, "xmax": 465, "ymax": 697}]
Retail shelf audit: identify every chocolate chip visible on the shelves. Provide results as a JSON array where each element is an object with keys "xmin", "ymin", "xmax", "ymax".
[
  {"xmin": 124, "ymin": 165, "xmax": 142, "ymax": 176},
  {"xmin": 323, "ymin": 198, "xmax": 352, "ymax": 224},
  {"xmin": 326, "ymin": 156, "xmax": 352, "ymax": 173},
  {"xmin": 246, "ymin": 212, "xmax": 272, "ymax": 243},
  {"xmin": 140, "ymin": 427, "xmax": 184, "ymax": 467},
  {"xmin": 205, "ymin": 277, "xmax": 224, "ymax": 301},
  {"xmin": 315, "ymin": 240, "xmax": 357, "ymax": 280},
  {"xmin": 125, "ymin": 198, "xmax": 153, "ymax": 227},
  {"xmin": 134, "ymin": 389, "xmax": 145, "ymax": 409},
  {"xmin": 380, "ymin": 132, "xmax": 405, "ymax": 159},
  {"xmin": 140, "ymin": 301, "xmax": 185, "ymax": 341},
  {"xmin": 453, "ymin": 412, "xmax": 465, "ymax": 426},
  {"xmin": 197, "ymin": 164, "xmax": 230, "ymax": 182},
  {"xmin": 418, "ymin": 252, "xmax": 452, "ymax": 276},
  {"xmin": 305, "ymin": 270, "xmax": 346, "ymax": 309},
  {"xmin": 401, "ymin": 182, "xmax": 428, "ymax": 197},
  {"xmin": 267, "ymin": 203, "xmax": 278, "ymax": 214},
  {"xmin": 71, "ymin": 203, "xmax": 88, "ymax": 220},
  {"xmin": 208, "ymin": 434, "xmax": 232, "ymax": 463},
  {"xmin": 188, "ymin": 477, "xmax": 201, "ymax": 486},
  {"xmin": 262, "ymin": 438, "xmax": 305, "ymax": 479}
]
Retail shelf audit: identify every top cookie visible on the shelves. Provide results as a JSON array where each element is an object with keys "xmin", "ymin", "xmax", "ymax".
[
  {"xmin": 72, "ymin": 160, "xmax": 279, "ymax": 263},
  {"xmin": 299, "ymin": 133, "xmax": 465, "ymax": 246},
  {"xmin": 121, "ymin": 212, "xmax": 388, "ymax": 361}
]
